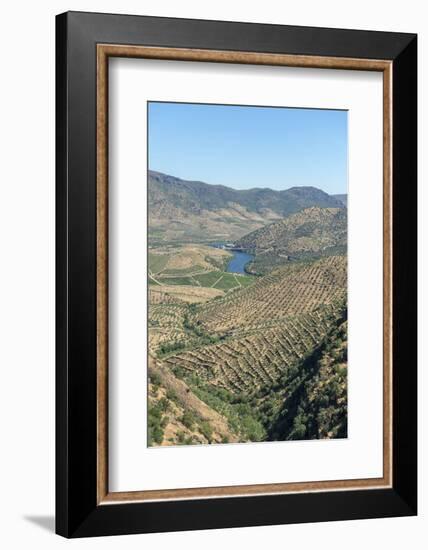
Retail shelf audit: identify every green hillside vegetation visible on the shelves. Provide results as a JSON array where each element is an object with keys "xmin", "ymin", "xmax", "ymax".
[
  {"xmin": 265, "ymin": 311, "xmax": 347, "ymax": 440},
  {"xmin": 148, "ymin": 363, "xmax": 238, "ymax": 446}
]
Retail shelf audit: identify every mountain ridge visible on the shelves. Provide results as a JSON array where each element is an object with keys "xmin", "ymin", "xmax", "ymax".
[
  {"xmin": 333, "ymin": 193, "xmax": 347, "ymax": 207},
  {"xmin": 148, "ymin": 170, "xmax": 345, "ymax": 243}
]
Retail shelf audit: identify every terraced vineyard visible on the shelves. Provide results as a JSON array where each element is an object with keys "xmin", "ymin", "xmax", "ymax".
[
  {"xmin": 147, "ymin": 244, "xmax": 258, "ymax": 356},
  {"xmin": 147, "ymin": 246, "xmax": 348, "ymax": 445},
  {"xmin": 266, "ymin": 314, "xmax": 348, "ymax": 440},
  {"xmin": 148, "ymin": 302, "xmax": 188, "ymax": 354},
  {"xmin": 192, "ymin": 256, "xmax": 346, "ymax": 334},
  {"xmin": 165, "ymin": 303, "xmax": 344, "ymax": 393}
]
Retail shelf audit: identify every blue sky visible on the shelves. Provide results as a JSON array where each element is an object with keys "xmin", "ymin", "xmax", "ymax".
[{"xmin": 148, "ymin": 102, "xmax": 348, "ymax": 195}]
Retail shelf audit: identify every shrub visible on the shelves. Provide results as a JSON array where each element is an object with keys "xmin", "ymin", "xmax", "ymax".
[
  {"xmin": 158, "ymin": 341, "xmax": 186, "ymax": 356},
  {"xmin": 166, "ymin": 389, "xmax": 178, "ymax": 402},
  {"xmin": 149, "ymin": 371, "xmax": 162, "ymax": 386},
  {"xmin": 158, "ymin": 397, "xmax": 169, "ymax": 413},
  {"xmin": 176, "ymin": 430, "xmax": 187, "ymax": 444},
  {"xmin": 199, "ymin": 420, "xmax": 213, "ymax": 443},
  {"xmin": 181, "ymin": 410, "xmax": 197, "ymax": 430},
  {"xmin": 148, "ymin": 423, "xmax": 164, "ymax": 446}
]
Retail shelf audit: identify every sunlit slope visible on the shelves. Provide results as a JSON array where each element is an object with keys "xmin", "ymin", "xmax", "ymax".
[
  {"xmin": 237, "ymin": 206, "xmax": 347, "ymax": 274},
  {"xmin": 148, "ymin": 357, "xmax": 238, "ymax": 446},
  {"xmin": 165, "ymin": 303, "xmax": 344, "ymax": 394},
  {"xmin": 162, "ymin": 256, "xmax": 346, "ymax": 394},
  {"xmin": 193, "ymin": 255, "xmax": 346, "ymax": 333}
]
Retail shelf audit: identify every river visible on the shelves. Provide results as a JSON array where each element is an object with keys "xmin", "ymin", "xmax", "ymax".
[
  {"xmin": 210, "ymin": 243, "xmax": 254, "ymax": 275},
  {"xmin": 226, "ymin": 250, "xmax": 254, "ymax": 275}
]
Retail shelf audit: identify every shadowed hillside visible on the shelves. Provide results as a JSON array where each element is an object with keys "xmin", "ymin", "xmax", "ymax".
[
  {"xmin": 333, "ymin": 194, "xmax": 347, "ymax": 207},
  {"xmin": 266, "ymin": 313, "xmax": 348, "ymax": 440}
]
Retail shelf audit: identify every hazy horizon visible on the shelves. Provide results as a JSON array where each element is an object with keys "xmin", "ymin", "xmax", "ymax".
[{"xmin": 148, "ymin": 102, "xmax": 348, "ymax": 195}]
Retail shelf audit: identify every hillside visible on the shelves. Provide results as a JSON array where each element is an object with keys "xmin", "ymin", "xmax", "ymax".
[
  {"xmin": 237, "ymin": 207, "xmax": 347, "ymax": 274},
  {"xmin": 149, "ymin": 254, "xmax": 347, "ymax": 444},
  {"xmin": 161, "ymin": 256, "xmax": 346, "ymax": 384},
  {"xmin": 266, "ymin": 314, "xmax": 348, "ymax": 440},
  {"xmin": 148, "ymin": 171, "xmax": 345, "ymax": 243},
  {"xmin": 159, "ymin": 257, "xmax": 347, "ymax": 442},
  {"xmin": 148, "ymin": 357, "xmax": 237, "ymax": 446},
  {"xmin": 333, "ymin": 194, "xmax": 347, "ymax": 207}
]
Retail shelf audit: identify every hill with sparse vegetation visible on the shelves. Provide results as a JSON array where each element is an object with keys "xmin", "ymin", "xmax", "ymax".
[
  {"xmin": 148, "ymin": 170, "xmax": 345, "ymax": 243},
  {"xmin": 237, "ymin": 206, "xmax": 347, "ymax": 274}
]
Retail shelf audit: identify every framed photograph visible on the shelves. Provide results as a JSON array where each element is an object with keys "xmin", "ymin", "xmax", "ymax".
[{"xmin": 56, "ymin": 11, "xmax": 417, "ymax": 538}]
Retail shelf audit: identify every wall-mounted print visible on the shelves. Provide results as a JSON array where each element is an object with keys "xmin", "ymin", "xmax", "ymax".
[
  {"xmin": 57, "ymin": 11, "xmax": 417, "ymax": 538},
  {"xmin": 147, "ymin": 102, "xmax": 348, "ymax": 447}
]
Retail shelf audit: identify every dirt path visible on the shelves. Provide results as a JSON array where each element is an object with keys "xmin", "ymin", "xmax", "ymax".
[
  {"xmin": 211, "ymin": 274, "xmax": 224, "ymax": 288},
  {"xmin": 233, "ymin": 274, "xmax": 241, "ymax": 288},
  {"xmin": 148, "ymin": 271, "xmax": 163, "ymax": 286}
]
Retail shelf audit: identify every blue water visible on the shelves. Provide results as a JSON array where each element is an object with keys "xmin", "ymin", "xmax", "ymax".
[
  {"xmin": 210, "ymin": 243, "xmax": 254, "ymax": 275},
  {"xmin": 226, "ymin": 251, "xmax": 254, "ymax": 275}
]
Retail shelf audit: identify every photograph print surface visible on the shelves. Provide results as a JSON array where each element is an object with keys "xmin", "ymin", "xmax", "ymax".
[{"xmin": 147, "ymin": 102, "xmax": 348, "ymax": 447}]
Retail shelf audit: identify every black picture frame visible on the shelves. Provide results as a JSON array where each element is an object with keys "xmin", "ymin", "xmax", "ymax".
[{"xmin": 56, "ymin": 11, "xmax": 417, "ymax": 538}]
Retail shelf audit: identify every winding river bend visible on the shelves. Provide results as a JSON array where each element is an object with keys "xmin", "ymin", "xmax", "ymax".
[
  {"xmin": 210, "ymin": 243, "xmax": 254, "ymax": 275},
  {"xmin": 226, "ymin": 250, "xmax": 254, "ymax": 275}
]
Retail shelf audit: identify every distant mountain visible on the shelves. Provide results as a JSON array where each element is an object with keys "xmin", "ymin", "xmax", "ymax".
[
  {"xmin": 333, "ymin": 194, "xmax": 347, "ymax": 207},
  {"xmin": 148, "ymin": 171, "xmax": 345, "ymax": 243},
  {"xmin": 237, "ymin": 206, "xmax": 347, "ymax": 274}
]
